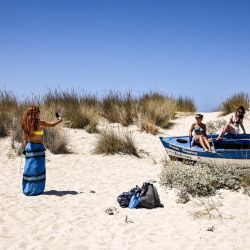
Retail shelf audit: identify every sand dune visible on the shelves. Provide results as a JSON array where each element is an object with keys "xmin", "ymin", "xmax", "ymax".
[{"xmin": 1, "ymin": 112, "xmax": 250, "ymax": 250}]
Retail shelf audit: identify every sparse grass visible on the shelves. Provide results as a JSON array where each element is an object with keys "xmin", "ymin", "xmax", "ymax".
[
  {"xmin": 160, "ymin": 160, "xmax": 250, "ymax": 197},
  {"xmin": 138, "ymin": 92, "xmax": 177, "ymax": 129},
  {"xmin": 43, "ymin": 128, "xmax": 70, "ymax": 154},
  {"xmin": 101, "ymin": 91, "xmax": 136, "ymax": 126},
  {"xmin": 219, "ymin": 92, "xmax": 250, "ymax": 115},
  {"xmin": 176, "ymin": 96, "xmax": 196, "ymax": 112},
  {"xmin": 206, "ymin": 119, "xmax": 227, "ymax": 134},
  {"xmin": 94, "ymin": 129, "xmax": 139, "ymax": 157}
]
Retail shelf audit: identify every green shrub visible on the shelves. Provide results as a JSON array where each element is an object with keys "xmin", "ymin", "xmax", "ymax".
[{"xmin": 160, "ymin": 160, "xmax": 250, "ymax": 197}]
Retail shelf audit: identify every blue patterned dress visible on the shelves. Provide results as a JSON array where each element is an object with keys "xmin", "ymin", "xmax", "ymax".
[{"xmin": 22, "ymin": 142, "xmax": 46, "ymax": 196}]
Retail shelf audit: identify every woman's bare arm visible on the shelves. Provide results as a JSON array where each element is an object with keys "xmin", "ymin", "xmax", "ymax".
[
  {"xmin": 240, "ymin": 120, "xmax": 246, "ymax": 133},
  {"xmin": 40, "ymin": 118, "xmax": 62, "ymax": 128}
]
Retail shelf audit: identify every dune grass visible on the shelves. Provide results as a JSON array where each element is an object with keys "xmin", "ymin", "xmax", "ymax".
[
  {"xmin": 219, "ymin": 92, "xmax": 250, "ymax": 115},
  {"xmin": 94, "ymin": 129, "xmax": 139, "ymax": 157},
  {"xmin": 101, "ymin": 91, "xmax": 136, "ymax": 126},
  {"xmin": 175, "ymin": 95, "xmax": 196, "ymax": 112},
  {"xmin": 137, "ymin": 92, "xmax": 177, "ymax": 132},
  {"xmin": 160, "ymin": 160, "xmax": 250, "ymax": 197},
  {"xmin": 0, "ymin": 90, "xmax": 19, "ymax": 137},
  {"xmin": 43, "ymin": 89, "xmax": 100, "ymax": 131}
]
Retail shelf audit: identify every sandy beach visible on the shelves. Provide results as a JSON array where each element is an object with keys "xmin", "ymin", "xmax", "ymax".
[{"xmin": 1, "ymin": 111, "xmax": 250, "ymax": 250}]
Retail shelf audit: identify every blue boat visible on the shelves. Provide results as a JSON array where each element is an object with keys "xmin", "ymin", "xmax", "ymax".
[{"xmin": 160, "ymin": 134, "xmax": 250, "ymax": 163}]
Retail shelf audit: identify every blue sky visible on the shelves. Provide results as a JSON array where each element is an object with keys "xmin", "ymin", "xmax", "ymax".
[{"xmin": 0, "ymin": 0, "xmax": 249, "ymax": 111}]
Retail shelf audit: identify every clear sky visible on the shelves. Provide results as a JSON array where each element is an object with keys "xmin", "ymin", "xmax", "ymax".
[{"xmin": 0, "ymin": 0, "xmax": 249, "ymax": 111}]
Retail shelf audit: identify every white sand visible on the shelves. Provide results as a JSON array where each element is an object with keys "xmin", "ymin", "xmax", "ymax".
[{"xmin": 1, "ymin": 112, "xmax": 250, "ymax": 250}]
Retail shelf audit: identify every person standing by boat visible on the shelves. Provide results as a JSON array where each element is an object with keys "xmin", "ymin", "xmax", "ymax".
[
  {"xmin": 216, "ymin": 106, "xmax": 246, "ymax": 140},
  {"xmin": 189, "ymin": 114, "xmax": 212, "ymax": 152},
  {"xmin": 21, "ymin": 106, "xmax": 62, "ymax": 196}
]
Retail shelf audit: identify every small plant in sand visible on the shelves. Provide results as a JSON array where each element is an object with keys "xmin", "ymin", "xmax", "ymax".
[
  {"xmin": 219, "ymin": 92, "xmax": 250, "ymax": 115},
  {"xmin": 160, "ymin": 160, "xmax": 250, "ymax": 197},
  {"xmin": 138, "ymin": 92, "xmax": 177, "ymax": 130},
  {"xmin": 175, "ymin": 95, "xmax": 196, "ymax": 112},
  {"xmin": 206, "ymin": 119, "xmax": 227, "ymax": 134},
  {"xmin": 101, "ymin": 91, "xmax": 136, "ymax": 126},
  {"xmin": 94, "ymin": 129, "xmax": 139, "ymax": 157}
]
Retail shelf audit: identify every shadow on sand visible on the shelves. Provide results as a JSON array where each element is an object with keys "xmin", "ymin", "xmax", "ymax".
[{"xmin": 43, "ymin": 190, "xmax": 78, "ymax": 196}]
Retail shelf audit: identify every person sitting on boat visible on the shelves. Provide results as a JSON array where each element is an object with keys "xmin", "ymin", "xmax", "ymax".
[
  {"xmin": 216, "ymin": 106, "xmax": 246, "ymax": 140},
  {"xmin": 189, "ymin": 114, "xmax": 212, "ymax": 152}
]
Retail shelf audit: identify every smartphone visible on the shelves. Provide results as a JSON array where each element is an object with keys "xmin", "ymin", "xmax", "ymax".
[{"xmin": 55, "ymin": 112, "xmax": 60, "ymax": 120}]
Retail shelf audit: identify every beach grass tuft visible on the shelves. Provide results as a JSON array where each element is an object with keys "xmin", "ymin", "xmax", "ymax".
[
  {"xmin": 94, "ymin": 129, "xmax": 139, "ymax": 157},
  {"xmin": 138, "ymin": 92, "xmax": 177, "ymax": 130},
  {"xmin": 101, "ymin": 91, "xmax": 136, "ymax": 126},
  {"xmin": 219, "ymin": 92, "xmax": 250, "ymax": 115},
  {"xmin": 175, "ymin": 95, "xmax": 196, "ymax": 112}
]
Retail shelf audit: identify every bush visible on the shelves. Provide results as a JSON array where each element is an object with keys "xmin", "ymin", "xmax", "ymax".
[
  {"xmin": 138, "ymin": 92, "xmax": 177, "ymax": 129},
  {"xmin": 160, "ymin": 161, "xmax": 250, "ymax": 197},
  {"xmin": 176, "ymin": 96, "xmax": 196, "ymax": 112},
  {"xmin": 101, "ymin": 91, "xmax": 136, "ymax": 126},
  {"xmin": 94, "ymin": 129, "xmax": 139, "ymax": 157},
  {"xmin": 206, "ymin": 119, "xmax": 227, "ymax": 134},
  {"xmin": 219, "ymin": 92, "xmax": 249, "ymax": 115},
  {"xmin": 43, "ymin": 128, "xmax": 70, "ymax": 154}
]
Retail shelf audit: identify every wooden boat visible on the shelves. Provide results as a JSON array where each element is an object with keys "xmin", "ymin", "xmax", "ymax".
[{"xmin": 159, "ymin": 134, "xmax": 250, "ymax": 164}]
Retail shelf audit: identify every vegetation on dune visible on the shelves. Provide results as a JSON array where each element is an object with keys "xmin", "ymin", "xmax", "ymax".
[
  {"xmin": 160, "ymin": 160, "xmax": 250, "ymax": 197},
  {"xmin": 219, "ymin": 92, "xmax": 250, "ymax": 115},
  {"xmin": 94, "ymin": 129, "xmax": 139, "ymax": 157},
  {"xmin": 137, "ymin": 92, "xmax": 177, "ymax": 131},
  {"xmin": 101, "ymin": 91, "xmax": 136, "ymax": 126},
  {"xmin": 43, "ymin": 89, "xmax": 100, "ymax": 131},
  {"xmin": 175, "ymin": 95, "xmax": 196, "ymax": 113}
]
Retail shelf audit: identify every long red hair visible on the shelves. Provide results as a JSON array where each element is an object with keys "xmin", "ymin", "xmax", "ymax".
[{"xmin": 21, "ymin": 106, "xmax": 40, "ymax": 139}]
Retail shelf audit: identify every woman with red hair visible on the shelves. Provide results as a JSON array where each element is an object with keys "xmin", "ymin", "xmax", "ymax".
[{"xmin": 21, "ymin": 106, "xmax": 62, "ymax": 196}]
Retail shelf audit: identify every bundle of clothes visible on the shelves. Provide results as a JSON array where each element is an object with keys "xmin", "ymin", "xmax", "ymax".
[{"xmin": 117, "ymin": 182, "xmax": 164, "ymax": 209}]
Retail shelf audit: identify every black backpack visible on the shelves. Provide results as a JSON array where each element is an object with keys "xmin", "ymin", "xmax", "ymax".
[
  {"xmin": 139, "ymin": 182, "xmax": 164, "ymax": 209},
  {"xmin": 117, "ymin": 186, "xmax": 142, "ymax": 208}
]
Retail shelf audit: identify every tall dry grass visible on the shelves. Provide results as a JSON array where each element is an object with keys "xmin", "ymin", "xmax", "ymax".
[
  {"xmin": 43, "ymin": 89, "xmax": 99, "ymax": 132},
  {"xmin": 0, "ymin": 90, "xmax": 19, "ymax": 137},
  {"xmin": 94, "ymin": 129, "xmax": 139, "ymax": 157},
  {"xmin": 101, "ymin": 91, "xmax": 136, "ymax": 126},
  {"xmin": 219, "ymin": 92, "xmax": 250, "ymax": 115},
  {"xmin": 176, "ymin": 95, "xmax": 196, "ymax": 112},
  {"xmin": 136, "ymin": 92, "xmax": 177, "ymax": 133}
]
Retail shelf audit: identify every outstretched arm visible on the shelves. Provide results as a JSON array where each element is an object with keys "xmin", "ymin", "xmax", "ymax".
[{"xmin": 40, "ymin": 118, "xmax": 62, "ymax": 128}]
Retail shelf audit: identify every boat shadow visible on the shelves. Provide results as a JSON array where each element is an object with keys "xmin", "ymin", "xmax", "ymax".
[{"xmin": 43, "ymin": 190, "xmax": 78, "ymax": 196}]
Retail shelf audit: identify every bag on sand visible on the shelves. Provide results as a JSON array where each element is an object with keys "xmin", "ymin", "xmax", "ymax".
[
  {"xmin": 139, "ymin": 182, "xmax": 164, "ymax": 209},
  {"xmin": 117, "ymin": 186, "xmax": 141, "ymax": 208}
]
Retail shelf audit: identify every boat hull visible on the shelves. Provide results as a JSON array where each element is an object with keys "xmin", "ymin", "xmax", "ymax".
[{"xmin": 160, "ymin": 134, "xmax": 250, "ymax": 164}]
